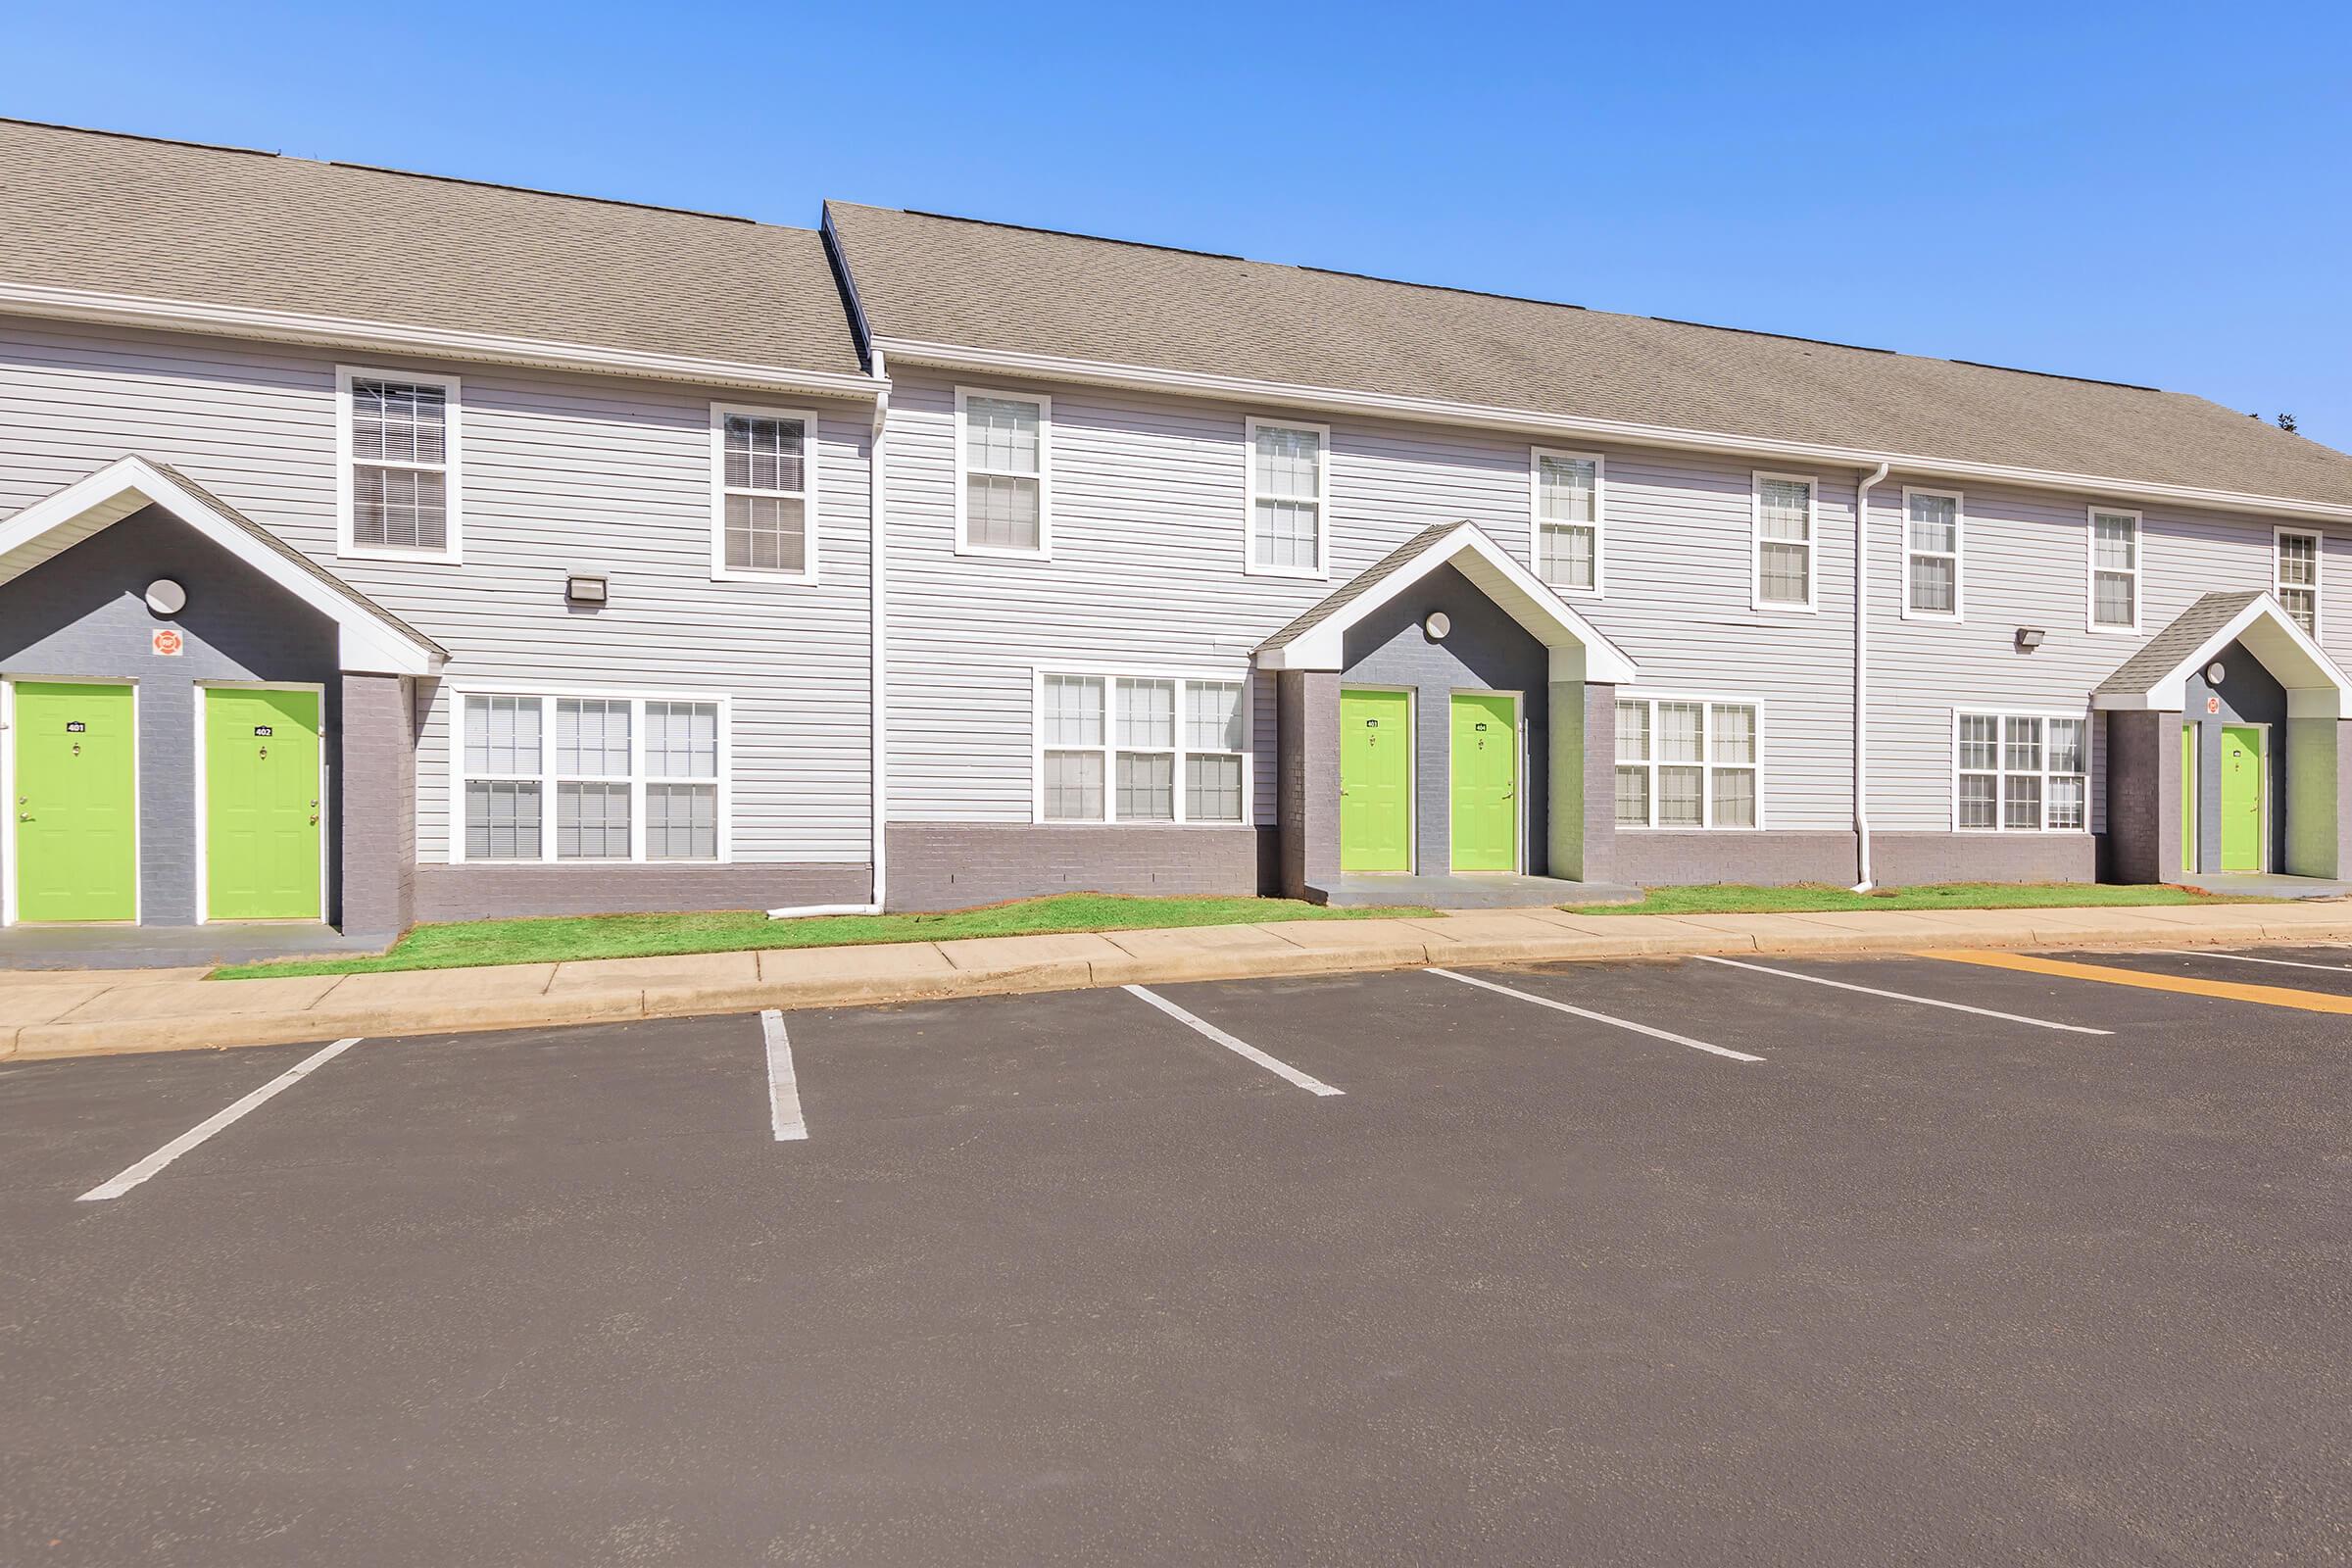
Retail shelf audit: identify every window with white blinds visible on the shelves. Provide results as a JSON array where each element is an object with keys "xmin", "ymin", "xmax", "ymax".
[
  {"xmin": 956, "ymin": 390, "xmax": 1050, "ymax": 555},
  {"xmin": 1613, "ymin": 696, "xmax": 1762, "ymax": 829},
  {"xmin": 456, "ymin": 692, "xmax": 725, "ymax": 862},
  {"xmin": 1532, "ymin": 449, "xmax": 1602, "ymax": 593},
  {"xmin": 1903, "ymin": 489, "xmax": 1962, "ymax": 618},
  {"xmin": 2277, "ymin": 528, "xmax": 2321, "ymax": 637},
  {"xmin": 340, "ymin": 368, "xmax": 458, "ymax": 559},
  {"xmin": 1038, "ymin": 671, "xmax": 1248, "ymax": 823},
  {"xmin": 2088, "ymin": 509, "xmax": 2140, "ymax": 631},
  {"xmin": 712, "ymin": 405, "xmax": 816, "ymax": 579},
  {"xmin": 1248, "ymin": 419, "xmax": 1328, "ymax": 576},
  {"xmin": 1955, "ymin": 711, "xmax": 2087, "ymax": 831},
  {"xmin": 1753, "ymin": 473, "xmax": 1815, "ymax": 610}
]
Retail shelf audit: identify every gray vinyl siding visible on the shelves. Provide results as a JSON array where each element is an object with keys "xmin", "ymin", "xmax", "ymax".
[{"xmin": 0, "ymin": 315, "xmax": 874, "ymax": 864}]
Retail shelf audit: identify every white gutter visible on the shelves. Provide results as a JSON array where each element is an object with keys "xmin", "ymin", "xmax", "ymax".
[
  {"xmin": 1850, "ymin": 460, "xmax": 1890, "ymax": 892},
  {"xmin": 876, "ymin": 335, "xmax": 2352, "ymax": 525}
]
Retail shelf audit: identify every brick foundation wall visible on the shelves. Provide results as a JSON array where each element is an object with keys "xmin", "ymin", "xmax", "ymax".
[
  {"xmin": 1611, "ymin": 830, "xmax": 2098, "ymax": 887},
  {"xmin": 414, "ymin": 862, "xmax": 869, "ymax": 921},
  {"xmin": 887, "ymin": 823, "xmax": 1270, "ymax": 912}
]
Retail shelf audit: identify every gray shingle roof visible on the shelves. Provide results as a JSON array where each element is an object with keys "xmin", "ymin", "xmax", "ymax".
[
  {"xmin": 1257, "ymin": 521, "xmax": 1465, "ymax": 655},
  {"xmin": 2094, "ymin": 591, "xmax": 2266, "ymax": 696},
  {"xmin": 827, "ymin": 203, "xmax": 2352, "ymax": 510},
  {"xmin": 0, "ymin": 120, "xmax": 864, "ymax": 377}
]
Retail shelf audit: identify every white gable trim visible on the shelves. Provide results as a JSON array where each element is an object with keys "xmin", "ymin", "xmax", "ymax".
[
  {"xmin": 0, "ymin": 456, "xmax": 444, "ymax": 675},
  {"xmin": 1256, "ymin": 521, "xmax": 1639, "ymax": 683},
  {"xmin": 2092, "ymin": 593, "xmax": 2351, "ymax": 719}
]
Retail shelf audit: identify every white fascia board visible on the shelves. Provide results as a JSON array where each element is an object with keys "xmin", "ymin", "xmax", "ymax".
[
  {"xmin": 876, "ymin": 336, "xmax": 2352, "ymax": 525},
  {"xmin": 0, "ymin": 456, "xmax": 443, "ymax": 675},
  {"xmin": 0, "ymin": 282, "xmax": 888, "ymax": 403},
  {"xmin": 2090, "ymin": 594, "xmax": 2352, "ymax": 716}
]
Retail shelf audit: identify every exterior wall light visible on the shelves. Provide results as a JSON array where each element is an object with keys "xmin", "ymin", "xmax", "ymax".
[
  {"xmin": 2014, "ymin": 627, "xmax": 2045, "ymax": 652},
  {"xmin": 565, "ymin": 573, "xmax": 610, "ymax": 607},
  {"xmin": 2205, "ymin": 661, "xmax": 2227, "ymax": 685},
  {"xmin": 144, "ymin": 578, "xmax": 186, "ymax": 615},
  {"xmin": 1423, "ymin": 612, "xmax": 1451, "ymax": 641}
]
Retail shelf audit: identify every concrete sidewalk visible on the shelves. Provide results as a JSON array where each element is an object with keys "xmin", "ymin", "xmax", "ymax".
[{"xmin": 6, "ymin": 900, "xmax": 2350, "ymax": 1061}]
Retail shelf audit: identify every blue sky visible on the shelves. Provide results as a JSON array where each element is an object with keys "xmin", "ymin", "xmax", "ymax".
[{"xmin": 11, "ymin": 2, "xmax": 2349, "ymax": 449}]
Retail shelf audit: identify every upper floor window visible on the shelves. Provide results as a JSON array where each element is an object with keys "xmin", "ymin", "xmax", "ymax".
[
  {"xmin": 1532, "ymin": 449, "xmax": 1603, "ymax": 594},
  {"xmin": 339, "ymin": 368, "xmax": 459, "ymax": 561},
  {"xmin": 1752, "ymin": 473, "xmax": 1815, "ymax": 611},
  {"xmin": 2277, "ymin": 528, "xmax": 2321, "ymax": 637},
  {"xmin": 1956, "ymin": 711, "xmax": 2087, "ymax": 831},
  {"xmin": 712, "ymin": 405, "xmax": 816, "ymax": 581},
  {"xmin": 1903, "ymin": 489, "xmax": 1962, "ymax": 619},
  {"xmin": 2088, "ymin": 508, "xmax": 2140, "ymax": 632},
  {"xmin": 1038, "ymin": 670, "xmax": 1248, "ymax": 823},
  {"xmin": 956, "ymin": 389, "xmax": 1050, "ymax": 557},
  {"xmin": 1247, "ymin": 418, "xmax": 1328, "ymax": 578},
  {"xmin": 455, "ymin": 690, "xmax": 725, "ymax": 863},
  {"xmin": 1614, "ymin": 696, "xmax": 1761, "ymax": 829}
]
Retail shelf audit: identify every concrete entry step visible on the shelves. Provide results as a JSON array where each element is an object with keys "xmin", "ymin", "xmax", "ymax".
[{"xmin": 1322, "ymin": 872, "xmax": 1641, "ymax": 909}]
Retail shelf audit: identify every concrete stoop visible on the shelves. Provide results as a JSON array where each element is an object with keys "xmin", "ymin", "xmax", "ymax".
[{"xmin": 5, "ymin": 902, "xmax": 2348, "ymax": 1062}]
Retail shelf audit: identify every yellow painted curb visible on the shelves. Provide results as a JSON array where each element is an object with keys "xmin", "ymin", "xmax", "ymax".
[{"xmin": 1914, "ymin": 949, "xmax": 2352, "ymax": 1015}]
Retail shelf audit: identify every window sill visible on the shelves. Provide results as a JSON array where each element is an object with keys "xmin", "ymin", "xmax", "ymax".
[
  {"xmin": 1029, "ymin": 818, "xmax": 1252, "ymax": 829},
  {"xmin": 955, "ymin": 543, "xmax": 1053, "ymax": 562},
  {"xmin": 711, "ymin": 566, "xmax": 819, "ymax": 585},
  {"xmin": 1245, "ymin": 562, "xmax": 1329, "ymax": 583},
  {"xmin": 1749, "ymin": 600, "xmax": 1818, "ymax": 615},
  {"xmin": 1614, "ymin": 825, "xmax": 1770, "ymax": 834},
  {"xmin": 2085, "ymin": 623, "xmax": 2141, "ymax": 637},
  {"xmin": 1898, "ymin": 609, "xmax": 1965, "ymax": 624},
  {"xmin": 341, "ymin": 545, "xmax": 462, "ymax": 565}
]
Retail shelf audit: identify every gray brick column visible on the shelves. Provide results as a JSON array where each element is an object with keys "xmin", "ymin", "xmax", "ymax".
[
  {"xmin": 1549, "ymin": 679, "xmax": 1615, "ymax": 883},
  {"xmin": 2104, "ymin": 709, "xmax": 2183, "ymax": 884},
  {"xmin": 340, "ymin": 672, "xmax": 416, "ymax": 939},
  {"xmin": 2283, "ymin": 714, "xmax": 2352, "ymax": 877},
  {"xmin": 1277, "ymin": 669, "xmax": 1341, "ymax": 902}
]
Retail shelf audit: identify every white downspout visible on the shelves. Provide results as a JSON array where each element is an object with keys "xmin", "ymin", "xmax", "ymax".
[
  {"xmin": 1851, "ymin": 459, "xmax": 1890, "ymax": 892},
  {"xmin": 769, "ymin": 350, "xmax": 891, "ymax": 918}
]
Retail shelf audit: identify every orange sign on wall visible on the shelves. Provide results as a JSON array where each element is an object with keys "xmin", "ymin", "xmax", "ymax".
[{"xmin": 151, "ymin": 628, "xmax": 183, "ymax": 657}]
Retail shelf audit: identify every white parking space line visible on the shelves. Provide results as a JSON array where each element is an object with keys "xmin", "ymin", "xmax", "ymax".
[
  {"xmin": 1428, "ymin": 968, "xmax": 1763, "ymax": 1063},
  {"xmin": 76, "ymin": 1037, "xmax": 363, "ymax": 1202},
  {"xmin": 1123, "ymin": 985, "xmax": 1345, "ymax": 1097},
  {"xmin": 2153, "ymin": 948, "xmax": 2352, "ymax": 975},
  {"xmin": 1690, "ymin": 955, "xmax": 2113, "ymax": 1036},
  {"xmin": 761, "ymin": 1009, "xmax": 808, "ymax": 1142}
]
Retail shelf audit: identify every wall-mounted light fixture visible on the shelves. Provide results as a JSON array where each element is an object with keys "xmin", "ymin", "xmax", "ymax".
[
  {"xmin": 2205, "ymin": 661, "xmax": 2227, "ymax": 686},
  {"xmin": 564, "ymin": 573, "xmax": 610, "ymax": 607},
  {"xmin": 2014, "ymin": 627, "xmax": 2045, "ymax": 652},
  {"xmin": 144, "ymin": 578, "xmax": 186, "ymax": 615},
  {"xmin": 1423, "ymin": 611, "xmax": 1451, "ymax": 641}
]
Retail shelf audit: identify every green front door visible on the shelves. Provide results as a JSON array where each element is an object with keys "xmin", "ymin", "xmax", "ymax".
[
  {"xmin": 206, "ymin": 687, "xmax": 322, "ymax": 921},
  {"xmin": 2219, "ymin": 723, "xmax": 2263, "ymax": 873},
  {"xmin": 1449, "ymin": 692, "xmax": 1518, "ymax": 872},
  {"xmin": 1340, "ymin": 688, "xmax": 1412, "ymax": 872},
  {"xmin": 13, "ymin": 682, "xmax": 138, "ymax": 922}
]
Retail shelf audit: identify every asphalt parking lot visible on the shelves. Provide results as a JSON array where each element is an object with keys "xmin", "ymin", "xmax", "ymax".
[{"xmin": 4, "ymin": 947, "xmax": 2348, "ymax": 1565}]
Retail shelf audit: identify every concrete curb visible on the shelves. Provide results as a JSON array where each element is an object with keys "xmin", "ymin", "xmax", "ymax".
[{"xmin": 7, "ymin": 906, "xmax": 2350, "ymax": 1062}]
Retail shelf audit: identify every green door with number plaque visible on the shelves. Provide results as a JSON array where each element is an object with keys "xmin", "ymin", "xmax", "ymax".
[
  {"xmin": 2219, "ymin": 724, "xmax": 2263, "ymax": 873},
  {"xmin": 13, "ymin": 682, "xmax": 137, "ymax": 921},
  {"xmin": 206, "ymin": 687, "xmax": 322, "ymax": 920},
  {"xmin": 1449, "ymin": 692, "xmax": 1518, "ymax": 872},
  {"xmin": 1340, "ymin": 688, "xmax": 1412, "ymax": 872}
]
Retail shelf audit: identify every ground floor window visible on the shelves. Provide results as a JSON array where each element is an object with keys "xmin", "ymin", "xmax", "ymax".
[
  {"xmin": 1614, "ymin": 696, "xmax": 1761, "ymax": 829},
  {"xmin": 456, "ymin": 690, "xmax": 725, "ymax": 862},
  {"xmin": 1955, "ymin": 710, "xmax": 2086, "ymax": 831},
  {"xmin": 1037, "ymin": 669, "xmax": 1248, "ymax": 823}
]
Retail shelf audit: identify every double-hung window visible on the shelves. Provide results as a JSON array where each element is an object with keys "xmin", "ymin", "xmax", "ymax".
[
  {"xmin": 455, "ymin": 691, "xmax": 726, "ymax": 862},
  {"xmin": 1038, "ymin": 671, "xmax": 1248, "ymax": 823},
  {"xmin": 712, "ymin": 404, "xmax": 816, "ymax": 580},
  {"xmin": 1903, "ymin": 489, "xmax": 1962, "ymax": 618},
  {"xmin": 339, "ymin": 367, "xmax": 459, "ymax": 560},
  {"xmin": 2277, "ymin": 528, "xmax": 2321, "ymax": 637},
  {"xmin": 1532, "ymin": 449, "xmax": 1603, "ymax": 593},
  {"xmin": 1956, "ymin": 711, "xmax": 2087, "ymax": 831},
  {"xmin": 2088, "ymin": 509, "xmax": 2140, "ymax": 632},
  {"xmin": 1753, "ymin": 473, "xmax": 1815, "ymax": 610},
  {"xmin": 1614, "ymin": 697, "xmax": 1762, "ymax": 829},
  {"xmin": 956, "ymin": 389, "xmax": 1050, "ymax": 556},
  {"xmin": 1248, "ymin": 419, "xmax": 1328, "ymax": 577}
]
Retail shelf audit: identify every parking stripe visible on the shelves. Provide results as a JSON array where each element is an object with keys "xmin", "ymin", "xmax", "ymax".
[
  {"xmin": 1692, "ymin": 954, "xmax": 2113, "ymax": 1036},
  {"xmin": 2151, "ymin": 948, "xmax": 2352, "ymax": 975},
  {"xmin": 76, "ymin": 1037, "xmax": 363, "ymax": 1202},
  {"xmin": 1918, "ymin": 950, "xmax": 2352, "ymax": 1015},
  {"xmin": 1123, "ymin": 985, "xmax": 1345, "ymax": 1096},
  {"xmin": 761, "ymin": 1009, "xmax": 808, "ymax": 1141},
  {"xmin": 1428, "ymin": 968, "xmax": 1763, "ymax": 1063}
]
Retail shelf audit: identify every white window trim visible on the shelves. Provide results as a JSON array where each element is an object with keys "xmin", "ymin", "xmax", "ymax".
[
  {"xmin": 336, "ymin": 365, "xmax": 462, "ymax": 564},
  {"xmin": 2275, "ymin": 525, "xmax": 2323, "ymax": 639},
  {"xmin": 1750, "ymin": 470, "xmax": 1818, "ymax": 613},
  {"xmin": 1030, "ymin": 665, "xmax": 1253, "ymax": 825},
  {"xmin": 2085, "ymin": 506, "xmax": 2142, "ymax": 635},
  {"xmin": 445, "ymin": 682, "xmax": 732, "ymax": 865},
  {"xmin": 1529, "ymin": 446, "xmax": 1605, "ymax": 597},
  {"xmin": 1244, "ymin": 416, "xmax": 1332, "ymax": 581},
  {"xmin": 954, "ymin": 385, "xmax": 1053, "ymax": 560},
  {"xmin": 1951, "ymin": 709, "xmax": 2091, "ymax": 833},
  {"xmin": 1899, "ymin": 486, "xmax": 1965, "ymax": 622},
  {"xmin": 710, "ymin": 401, "xmax": 820, "ymax": 583},
  {"xmin": 1612, "ymin": 693, "xmax": 1768, "ymax": 831}
]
